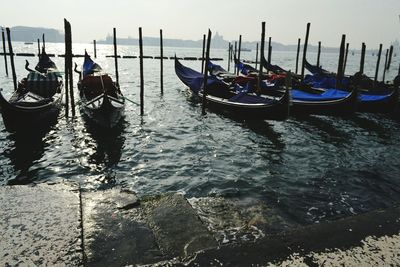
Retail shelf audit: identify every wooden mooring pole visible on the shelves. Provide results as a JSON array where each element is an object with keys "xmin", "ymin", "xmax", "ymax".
[
  {"xmin": 295, "ymin": 38, "xmax": 300, "ymax": 74},
  {"xmin": 336, "ymin": 34, "xmax": 346, "ymax": 89},
  {"xmin": 360, "ymin": 43, "xmax": 366, "ymax": 74},
  {"xmin": 255, "ymin": 42, "xmax": 259, "ymax": 69},
  {"xmin": 42, "ymin": 34, "xmax": 45, "ymax": 50},
  {"xmin": 227, "ymin": 42, "xmax": 231, "ymax": 72},
  {"xmin": 160, "ymin": 29, "xmax": 164, "ymax": 94},
  {"xmin": 374, "ymin": 44, "xmax": 383, "ymax": 87},
  {"xmin": 201, "ymin": 34, "xmax": 206, "ymax": 74},
  {"xmin": 234, "ymin": 41, "xmax": 237, "ymax": 72},
  {"xmin": 317, "ymin": 41, "xmax": 321, "ymax": 67},
  {"xmin": 258, "ymin": 22, "xmax": 266, "ymax": 89},
  {"xmin": 301, "ymin": 23, "xmax": 311, "ymax": 80},
  {"xmin": 382, "ymin": 49, "xmax": 388, "ymax": 82},
  {"xmin": 237, "ymin": 35, "xmax": 242, "ymax": 75},
  {"xmin": 343, "ymin": 43, "xmax": 349, "ymax": 76},
  {"xmin": 37, "ymin": 39, "xmax": 41, "ymax": 59},
  {"xmin": 268, "ymin": 37, "xmax": 272, "ymax": 63},
  {"xmin": 387, "ymin": 45, "xmax": 393, "ymax": 70},
  {"xmin": 202, "ymin": 29, "xmax": 212, "ymax": 116},
  {"xmin": 66, "ymin": 20, "xmax": 75, "ymax": 116},
  {"xmin": 6, "ymin": 28, "xmax": 17, "ymax": 91},
  {"xmin": 64, "ymin": 20, "xmax": 69, "ymax": 117},
  {"xmin": 113, "ymin": 28, "xmax": 119, "ymax": 87},
  {"xmin": 93, "ymin": 40, "xmax": 97, "ymax": 58},
  {"xmin": 1, "ymin": 28, "xmax": 8, "ymax": 76},
  {"xmin": 139, "ymin": 27, "xmax": 144, "ymax": 116}
]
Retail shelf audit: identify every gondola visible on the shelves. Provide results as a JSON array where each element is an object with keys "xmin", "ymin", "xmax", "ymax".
[
  {"xmin": 175, "ymin": 58, "xmax": 290, "ymax": 120},
  {"xmin": 304, "ymin": 60, "xmax": 399, "ymax": 113},
  {"xmin": 233, "ymin": 55, "xmax": 357, "ymax": 115},
  {"xmin": 76, "ymin": 52, "xmax": 125, "ymax": 128},
  {"xmin": 0, "ymin": 48, "xmax": 63, "ymax": 131}
]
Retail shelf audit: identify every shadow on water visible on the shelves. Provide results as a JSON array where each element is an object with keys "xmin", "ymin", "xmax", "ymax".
[
  {"xmin": 291, "ymin": 114, "xmax": 352, "ymax": 147},
  {"xmin": 349, "ymin": 113, "xmax": 391, "ymax": 140},
  {"xmin": 4, "ymin": 119, "xmax": 57, "ymax": 185},
  {"xmin": 239, "ymin": 119, "xmax": 285, "ymax": 151}
]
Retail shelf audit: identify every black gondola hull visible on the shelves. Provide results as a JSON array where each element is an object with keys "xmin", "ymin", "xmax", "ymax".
[
  {"xmin": 80, "ymin": 94, "xmax": 125, "ymax": 128},
  {"xmin": 196, "ymin": 89, "xmax": 290, "ymax": 121},
  {"xmin": 0, "ymin": 89, "xmax": 63, "ymax": 132},
  {"xmin": 357, "ymin": 87, "xmax": 399, "ymax": 113}
]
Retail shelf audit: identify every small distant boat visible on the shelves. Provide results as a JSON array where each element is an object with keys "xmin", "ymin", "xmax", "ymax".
[
  {"xmin": 0, "ymin": 48, "xmax": 63, "ymax": 131},
  {"xmin": 24, "ymin": 42, "xmax": 34, "ymax": 45},
  {"xmin": 76, "ymin": 51, "xmax": 125, "ymax": 128},
  {"xmin": 241, "ymin": 48, "xmax": 252, "ymax": 52}
]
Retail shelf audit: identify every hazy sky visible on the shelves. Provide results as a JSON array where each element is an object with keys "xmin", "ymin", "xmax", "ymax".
[{"xmin": 2, "ymin": 0, "xmax": 400, "ymax": 48}]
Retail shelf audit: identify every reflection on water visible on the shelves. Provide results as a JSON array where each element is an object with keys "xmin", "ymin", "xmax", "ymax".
[{"xmin": 3, "ymin": 119, "xmax": 57, "ymax": 185}]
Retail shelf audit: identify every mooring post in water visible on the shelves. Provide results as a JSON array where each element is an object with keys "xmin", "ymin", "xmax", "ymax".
[
  {"xmin": 64, "ymin": 19, "xmax": 70, "ymax": 117},
  {"xmin": 387, "ymin": 45, "xmax": 393, "ymax": 70},
  {"xmin": 343, "ymin": 43, "xmax": 349, "ymax": 76},
  {"xmin": 227, "ymin": 42, "xmax": 231, "ymax": 71},
  {"xmin": 160, "ymin": 29, "xmax": 164, "ymax": 94},
  {"xmin": 42, "ymin": 34, "xmax": 45, "ymax": 50},
  {"xmin": 113, "ymin": 28, "xmax": 119, "ymax": 87},
  {"xmin": 67, "ymin": 20, "xmax": 75, "ymax": 116},
  {"xmin": 301, "ymin": 23, "xmax": 311, "ymax": 81},
  {"xmin": 317, "ymin": 41, "xmax": 321, "ymax": 67},
  {"xmin": 37, "ymin": 38, "xmax": 41, "ymax": 58},
  {"xmin": 255, "ymin": 42, "xmax": 259, "ymax": 69},
  {"xmin": 1, "ymin": 28, "xmax": 9, "ymax": 76},
  {"xmin": 139, "ymin": 27, "xmax": 144, "ymax": 116},
  {"xmin": 267, "ymin": 37, "xmax": 272, "ymax": 63},
  {"xmin": 201, "ymin": 34, "xmax": 206, "ymax": 74},
  {"xmin": 202, "ymin": 29, "xmax": 212, "ymax": 116},
  {"xmin": 258, "ymin": 22, "xmax": 266, "ymax": 90},
  {"xmin": 336, "ymin": 34, "xmax": 346, "ymax": 89},
  {"xmin": 234, "ymin": 41, "xmax": 237, "ymax": 72},
  {"xmin": 6, "ymin": 28, "xmax": 17, "ymax": 91},
  {"xmin": 374, "ymin": 44, "xmax": 383, "ymax": 87},
  {"xmin": 295, "ymin": 38, "xmax": 300, "ymax": 74},
  {"xmin": 382, "ymin": 49, "xmax": 389, "ymax": 82},
  {"xmin": 237, "ymin": 35, "xmax": 242, "ymax": 75},
  {"xmin": 93, "ymin": 40, "xmax": 97, "ymax": 58},
  {"xmin": 360, "ymin": 42, "xmax": 366, "ymax": 74}
]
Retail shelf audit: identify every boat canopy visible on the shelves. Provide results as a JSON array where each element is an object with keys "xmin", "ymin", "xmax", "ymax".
[
  {"xmin": 83, "ymin": 51, "xmax": 103, "ymax": 77},
  {"xmin": 291, "ymin": 88, "xmax": 351, "ymax": 101},
  {"xmin": 175, "ymin": 57, "xmax": 228, "ymax": 93}
]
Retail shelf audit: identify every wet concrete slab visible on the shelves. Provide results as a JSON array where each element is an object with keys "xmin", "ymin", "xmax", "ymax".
[
  {"xmin": 0, "ymin": 183, "xmax": 83, "ymax": 266},
  {"xmin": 82, "ymin": 189, "xmax": 164, "ymax": 266},
  {"xmin": 143, "ymin": 194, "xmax": 218, "ymax": 258},
  {"xmin": 181, "ymin": 206, "xmax": 400, "ymax": 266},
  {"xmin": 1, "ymin": 183, "xmax": 399, "ymax": 266},
  {"xmin": 82, "ymin": 191, "xmax": 217, "ymax": 266}
]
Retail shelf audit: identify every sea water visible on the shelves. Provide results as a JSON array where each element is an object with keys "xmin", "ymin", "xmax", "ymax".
[{"xmin": 0, "ymin": 42, "xmax": 399, "ymax": 228}]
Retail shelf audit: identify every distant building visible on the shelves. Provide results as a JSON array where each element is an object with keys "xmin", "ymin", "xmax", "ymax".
[{"xmin": 0, "ymin": 26, "xmax": 64, "ymax": 43}]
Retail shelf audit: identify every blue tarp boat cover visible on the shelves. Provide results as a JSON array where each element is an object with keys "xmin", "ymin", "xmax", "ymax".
[
  {"xmin": 236, "ymin": 61, "xmax": 258, "ymax": 75},
  {"xmin": 175, "ymin": 58, "xmax": 228, "ymax": 93},
  {"xmin": 83, "ymin": 51, "xmax": 103, "ymax": 77},
  {"xmin": 304, "ymin": 59, "xmax": 333, "ymax": 76},
  {"xmin": 229, "ymin": 82, "xmax": 274, "ymax": 104},
  {"xmin": 359, "ymin": 93, "xmax": 392, "ymax": 102},
  {"xmin": 208, "ymin": 61, "xmax": 228, "ymax": 76},
  {"xmin": 291, "ymin": 88, "xmax": 351, "ymax": 101},
  {"xmin": 304, "ymin": 74, "xmax": 349, "ymax": 89}
]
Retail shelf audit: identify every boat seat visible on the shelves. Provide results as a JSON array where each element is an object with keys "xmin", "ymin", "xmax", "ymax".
[
  {"xmin": 81, "ymin": 75, "xmax": 118, "ymax": 97},
  {"xmin": 26, "ymin": 71, "xmax": 60, "ymax": 98}
]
